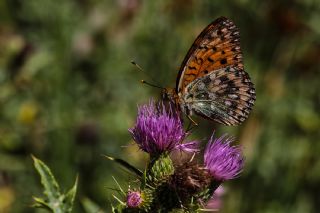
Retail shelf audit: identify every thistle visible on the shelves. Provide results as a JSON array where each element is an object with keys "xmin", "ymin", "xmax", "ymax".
[
  {"xmin": 111, "ymin": 101, "xmax": 245, "ymax": 213},
  {"xmin": 125, "ymin": 189, "xmax": 153, "ymax": 211},
  {"xmin": 129, "ymin": 101, "xmax": 199, "ymax": 185}
]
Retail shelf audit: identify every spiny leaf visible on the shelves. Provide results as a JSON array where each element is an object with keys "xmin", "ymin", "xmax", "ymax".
[
  {"xmin": 32, "ymin": 155, "xmax": 78, "ymax": 213},
  {"xmin": 63, "ymin": 175, "xmax": 78, "ymax": 212},
  {"xmin": 32, "ymin": 155, "xmax": 61, "ymax": 201},
  {"xmin": 32, "ymin": 197, "xmax": 51, "ymax": 210}
]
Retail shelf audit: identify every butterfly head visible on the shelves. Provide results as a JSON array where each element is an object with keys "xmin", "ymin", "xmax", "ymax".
[
  {"xmin": 162, "ymin": 87, "xmax": 174, "ymax": 101},
  {"xmin": 161, "ymin": 88, "xmax": 181, "ymax": 108}
]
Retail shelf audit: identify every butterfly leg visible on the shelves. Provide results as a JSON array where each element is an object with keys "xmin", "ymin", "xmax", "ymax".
[
  {"xmin": 186, "ymin": 115, "xmax": 198, "ymax": 132},
  {"xmin": 187, "ymin": 114, "xmax": 198, "ymax": 126}
]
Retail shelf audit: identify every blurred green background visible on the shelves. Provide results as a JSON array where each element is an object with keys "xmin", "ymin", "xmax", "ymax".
[{"xmin": 0, "ymin": 0, "xmax": 319, "ymax": 212}]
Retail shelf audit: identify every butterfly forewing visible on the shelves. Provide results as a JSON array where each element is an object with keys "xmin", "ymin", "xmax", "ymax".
[{"xmin": 176, "ymin": 17, "xmax": 243, "ymax": 93}]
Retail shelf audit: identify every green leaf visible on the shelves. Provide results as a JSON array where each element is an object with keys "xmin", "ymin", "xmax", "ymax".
[
  {"xmin": 32, "ymin": 155, "xmax": 61, "ymax": 202},
  {"xmin": 32, "ymin": 197, "xmax": 51, "ymax": 210},
  {"xmin": 63, "ymin": 176, "xmax": 78, "ymax": 212}
]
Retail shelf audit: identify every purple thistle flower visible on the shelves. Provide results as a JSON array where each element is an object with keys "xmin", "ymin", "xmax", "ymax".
[
  {"xmin": 129, "ymin": 100, "xmax": 198, "ymax": 155},
  {"xmin": 126, "ymin": 191, "xmax": 142, "ymax": 208},
  {"xmin": 204, "ymin": 134, "xmax": 244, "ymax": 181}
]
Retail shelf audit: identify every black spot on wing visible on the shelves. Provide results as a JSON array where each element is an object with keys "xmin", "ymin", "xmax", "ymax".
[
  {"xmin": 227, "ymin": 81, "xmax": 236, "ymax": 88},
  {"xmin": 220, "ymin": 58, "xmax": 227, "ymax": 64},
  {"xmin": 219, "ymin": 75, "xmax": 229, "ymax": 82},
  {"xmin": 202, "ymin": 76, "xmax": 211, "ymax": 84}
]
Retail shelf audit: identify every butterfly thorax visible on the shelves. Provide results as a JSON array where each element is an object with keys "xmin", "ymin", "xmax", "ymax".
[{"xmin": 163, "ymin": 87, "xmax": 193, "ymax": 116}]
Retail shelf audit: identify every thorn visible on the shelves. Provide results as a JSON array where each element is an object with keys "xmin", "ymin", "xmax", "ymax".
[
  {"xmin": 112, "ymin": 194, "xmax": 125, "ymax": 205},
  {"xmin": 189, "ymin": 152, "xmax": 196, "ymax": 163}
]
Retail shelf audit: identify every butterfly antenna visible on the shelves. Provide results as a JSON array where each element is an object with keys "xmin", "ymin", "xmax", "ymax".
[
  {"xmin": 141, "ymin": 80, "xmax": 164, "ymax": 90},
  {"xmin": 131, "ymin": 60, "xmax": 164, "ymax": 89}
]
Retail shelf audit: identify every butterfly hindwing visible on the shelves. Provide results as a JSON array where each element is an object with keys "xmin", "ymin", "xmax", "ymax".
[{"xmin": 182, "ymin": 66, "xmax": 255, "ymax": 125}]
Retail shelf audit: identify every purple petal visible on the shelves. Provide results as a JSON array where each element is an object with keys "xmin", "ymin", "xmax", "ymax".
[
  {"xmin": 204, "ymin": 134, "xmax": 244, "ymax": 181},
  {"xmin": 129, "ymin": 100, "xmax": 188, "ymax": 155},
  {"xmin": 175, "ymin": 140, "xmax": 200, "ymax": 153},
  {"xmin": 126, "ymin": 191, "xmax": 142, "ymax": 208}
]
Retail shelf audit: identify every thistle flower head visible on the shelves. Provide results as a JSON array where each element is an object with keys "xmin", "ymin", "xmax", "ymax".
[
  {"xmin": 126, "ymin": 191, "xmax": 142, "ymax": 208},
  {"xmin": 204, "ymin": 134, "xmax": 244, "ymax": 181},
  {"xmin": 125, "ymin": 189, "xmax": 153, "ymax": 211},
  {"xmin": 170, "ymin": 162, "xmax": 212, "ymax": 203},
  {"xmin": 129, "ymin": 100, "xmax": 198, "ymax": 155}
]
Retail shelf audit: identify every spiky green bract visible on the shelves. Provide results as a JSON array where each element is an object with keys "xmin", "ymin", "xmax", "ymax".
[
  {"xmin": 147, "ymin": 153, "xmax": 174, "ymax": 186},
  {"xmin": 32, "ymin": 156, "xmax": 78, "ymax": 213},
  {"xmin": 139, "ymin": 189, "xmax": 153, "ymax": 211}
]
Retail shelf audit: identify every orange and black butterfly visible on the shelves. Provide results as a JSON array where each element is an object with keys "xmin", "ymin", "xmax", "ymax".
[{"xmin": 164, "ymin": 17, "xmax": 256, "ymax": 126}]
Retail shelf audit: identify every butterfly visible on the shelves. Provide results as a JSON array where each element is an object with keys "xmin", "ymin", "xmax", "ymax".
[{"xmin": 164, "ymin": 17, "xmax": 256, "ymax": 126}]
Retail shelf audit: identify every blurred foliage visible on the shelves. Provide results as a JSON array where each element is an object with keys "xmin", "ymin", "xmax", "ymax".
[
  {"xmin": 32, "ymin": 156, "xmax": 77, "ymax": 213},
  {"xmin": 0, "ymin": 0, "xmax": 319, "ymax": 212}
]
